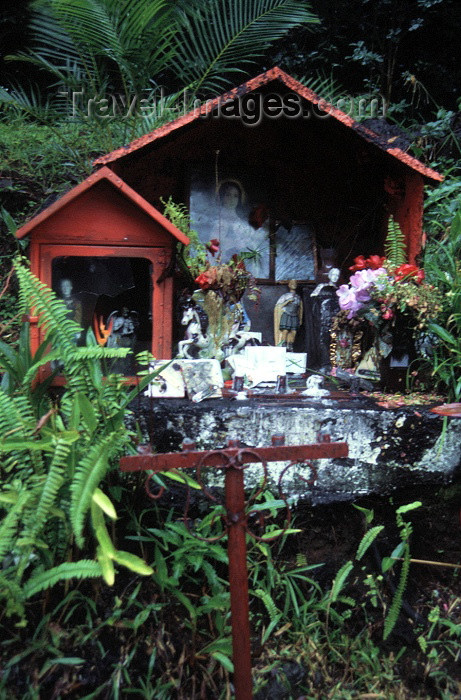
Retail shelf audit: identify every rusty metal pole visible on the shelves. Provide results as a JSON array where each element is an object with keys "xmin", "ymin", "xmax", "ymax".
[
  {"xmin": 225, "ymin": 440, "xmax": 253, "ymax": 700},
  {"xmin": 120, "ymin": 435, "xmax": 349, "ymax": 699}
]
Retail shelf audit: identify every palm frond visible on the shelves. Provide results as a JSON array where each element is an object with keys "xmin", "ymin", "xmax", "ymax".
[{"xmin": 172, "ymin": 0, "xmax": 319, "ymax": 95}]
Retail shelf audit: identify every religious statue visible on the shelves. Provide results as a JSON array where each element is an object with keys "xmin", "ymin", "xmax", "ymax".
[
  {"xmin": 274, "ymin": 279, "xmax": 303, "ymax": 351},
  {"xmin": 305, "ymin": 268, "xmax": 340, "ymax": 370},
  {"xmin": 106, "ymin": 307, "xmax": 139, "ymax": 350},
  {"xmin": 59, "ymin": 278, "xmax": 82, "ymax": 324}
]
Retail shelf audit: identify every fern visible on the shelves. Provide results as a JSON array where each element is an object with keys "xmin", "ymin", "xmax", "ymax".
[
  {"xmin": 385, "ymin": 215, "xmax": 407, "ymax": 268},
  {"xmin": 383, "ymin": 542, "xmax": 411, "ymax": 640},
  {"xmin": 161, "ymin": 196, "xmax": 208, "ymax": 278},
  {"xmin": 0, "ymin": 261, "xmax": 153, "ymax": 619},
  {"xmin": 0, "ymin": 391, "xmax": 43, "ymax": 476},
  {"xmin": 253, "ymin": 588, "xmax": 280, "ymax": 622},
  {"xmin": 356, "ymin": 525, "xmax": 384, "ymax": 561},
  {"xmin": 14, "ymin": 258, "xmax": 83, "ymax": 360},
  {"xmin": 0, "ymin": 491, "xmax": 31, "ymax": 561},
  {"xmin": 0, "ymin": 573, "xmax": 26, "ymax": 620},
  {"xmin": 70, "ymin": 430, "xmax": 126, "ymax": 547},
  {"xmin": 26, "ymin": 437, "xmax": 74, "ymax": 541},
  {"xmin": 23, "ymin": 560, "xmax": 103, "ymax": 599},
  {"xmin": 382, "ymin": 502, "xmax": 421, "ymax": 640},
  {"xmin": 330, "ymin": 561, "xmax": 354, "ymax": 602}
]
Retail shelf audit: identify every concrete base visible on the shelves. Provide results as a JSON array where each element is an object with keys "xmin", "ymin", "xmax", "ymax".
[{"xmin": 131, "ymin": 393, "xmax": 461, "ymax": 504}]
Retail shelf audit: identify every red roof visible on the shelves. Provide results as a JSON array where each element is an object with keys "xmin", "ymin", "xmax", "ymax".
[
  {"xmin": 93, "ymin": 66, "xmax": 443, "ymax": 182},
  {"xmin": 15, "ymin": 166, "xmax": 190, "ymax": 244}
]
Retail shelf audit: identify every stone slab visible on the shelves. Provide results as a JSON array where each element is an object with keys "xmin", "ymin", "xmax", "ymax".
[{"xmin": 130, "ymin": 395, "xmax": 461, "ymax": 504}]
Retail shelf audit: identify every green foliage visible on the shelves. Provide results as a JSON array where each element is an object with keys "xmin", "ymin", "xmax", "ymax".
[
  {"xmin": 0, "ymin": 259, "xmax": 158, "ymax": 622},
  {"xmin": 422, "ymin": 206, "xmax": 461, "ymax": 399},
  {"xmin": 384, "ymin": 215, "xmax": 407, "ymax": 268},
  {"xmin": 382, "ymin": 501, "xmax": 421, "ymax": 640},
  {"xmin": 2, "ymin": 0, "xmax": 318, "ymax": 128},
  {"xmin": 161, "ymin": 196, "xmax": 208, "ymax": 280}
]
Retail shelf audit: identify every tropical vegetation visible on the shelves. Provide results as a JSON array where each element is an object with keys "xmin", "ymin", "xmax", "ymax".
[{"xmin": 1, "ymin": 0, "xmax": 461, "ymax": 696}]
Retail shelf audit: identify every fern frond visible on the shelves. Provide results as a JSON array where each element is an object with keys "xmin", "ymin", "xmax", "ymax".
[
  {"xmin": 330, "ymin": 560, "xmax": 354, "ymax": 602},
  {"xmin": 356, "ymin": 525, "xmax": 384, "ymax": 561},
  {"xmin": 383, "ymin": 543, "xmax": 411, "ymax": 640},
  {"xmin": 385, "ymin": 216, "xmax": 407, "ymax": 268},
  {"xmin": 0, "ymin": 491, "xmax": 31, "ymax": 562},
  {"xmin": 14, "ymin": 259, "xmax": 83, "ymax": 359},
  {"xmin": 23, "ymin": 560, "xmax": 102, "ymax": 598},
  {"xmin": 70, "ymin": 431, "xmax": 125, "ymax": 547},
  {"xmin": 25, "ymin": 438, "xmax": 72, "ymax": 541},
  {"xmin": 0, "ymin": 391, "xmax": 42, "ymax": 475},
  {"xmin": 0, "ymin": 572, "xmax": 26, "ymax": 620},
  {"xmin": 253, "ymin": 588, "xmax": 280, "ymax": 622}
]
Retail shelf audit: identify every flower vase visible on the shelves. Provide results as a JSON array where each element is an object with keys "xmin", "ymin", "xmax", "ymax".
[
  {"xmin": 193, "ymin": 290, "xmax": 234, "ymax": 362},
  {"xmin": 379, "ymin": 314, "xmax": 416, "ymax": 392}
]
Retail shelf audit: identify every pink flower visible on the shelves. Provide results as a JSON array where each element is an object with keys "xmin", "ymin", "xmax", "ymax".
[
  {"xmin": 336, "ymin": 284, "xmax": 366, "ymax": 318},
  {"xmin": 382, "ymin": 308, "xmax": 394, "ymax": 320}
]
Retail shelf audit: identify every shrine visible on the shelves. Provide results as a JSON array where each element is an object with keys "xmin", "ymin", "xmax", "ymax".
[
  {"xmin": 92, "ymin": 66, "xmax": 442, "ymax": 354},
  {"xmin": 12, "ymin": 67, "xmax": 461, "ymax": 503},
  {"xmin": 16, "ymin": 67, "xmax": 444, "ymax": 369},
  {"xmin": 15, "ymin": 166, "xmax": 189, "ymax": 368}
]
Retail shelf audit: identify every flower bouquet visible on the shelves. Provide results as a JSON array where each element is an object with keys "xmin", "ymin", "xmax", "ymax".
[{"xmin": 333, "ymin": 254, "xmax": 442, "ymax": 384}]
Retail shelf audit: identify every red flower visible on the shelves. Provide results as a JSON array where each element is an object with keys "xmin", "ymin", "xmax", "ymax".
[
  {"xmin": 393, "ymin": 264, "xmax": 425, "ymax": 284},
  {"xmin": 195, "ymin": 272, "xmax": 212, "ymax": 289},
  {"xmin": 382, "ymin": 308, "xmax": 394, "ymax": 320},
  {"xmin": 366, "ymin": 255, "xmax": 386, "ymax": 269},
  {"xmin": 206, "ymin": 238, "xmax": 220, "ymax": 256},
  {"xmin": 349, "ymin": 254, "xmax": 387, "ymax": 271},
  {"xmin": 349, "ymin": 255, "xmax": 367, "ymax": 271}
]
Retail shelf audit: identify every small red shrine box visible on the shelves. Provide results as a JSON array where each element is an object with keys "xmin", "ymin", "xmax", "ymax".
[{"xmin": 15, "ymin": 167, "xmax": 189, "ymax": 368}]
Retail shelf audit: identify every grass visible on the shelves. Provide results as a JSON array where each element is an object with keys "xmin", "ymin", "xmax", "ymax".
[{"xmin": 1, "ymin": 482, "xmax": 461, "ymax": 699}]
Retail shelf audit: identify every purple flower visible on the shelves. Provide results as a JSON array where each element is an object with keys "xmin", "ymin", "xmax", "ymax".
[
  {"xmin": 336, "ymin": 268, "xmax": 389, "ymax": 319},
  {"xmin": 336, "ymin": 284, "xmax": 366, "ymax": 318}
]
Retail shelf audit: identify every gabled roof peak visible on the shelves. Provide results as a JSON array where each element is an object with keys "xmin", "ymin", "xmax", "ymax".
[
  {"xmin": 93, "ymin": 67, "xmax": 442, "ymax": 182},
  {"xmin": 15, "ymin": 166, "xmax": 190, "ymax": 243}
]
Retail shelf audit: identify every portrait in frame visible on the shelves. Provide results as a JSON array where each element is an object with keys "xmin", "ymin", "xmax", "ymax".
[{"xmin": 189, "ymin": 169, "xmax": 271, "ymax": 279}]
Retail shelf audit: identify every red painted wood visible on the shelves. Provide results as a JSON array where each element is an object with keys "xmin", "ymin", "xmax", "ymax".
[
  {"xmin": 30, "ymin": 244, "xmax": 173, "ymax": 361},
  {"xmin": 120, "ymin": 441, "xmax": 349, "ymax": 472},
  {"xmin": 393, "ymin": 173, "xmax": 425, "ymax": 264},
  {"xmin": 15, "ymin": 167, "xmax": 189, "ymax": 245},
  {"xmin": 226, "ymin": 467, "xmax": 253, "ymax": 700},
  {"xmin": 94, "ymin": 68, "xmax": 443, "ymax": 184}
]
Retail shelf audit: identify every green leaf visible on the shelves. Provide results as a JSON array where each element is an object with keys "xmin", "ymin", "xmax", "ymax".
[
  {"xmin": 396, "ymin": 501, "xmax": 422, "ymax": 515},
  {"xmin": 97, "ymin": 546, "xmax": 115, "ymax": 586},
  {"xmin": 112, "ymin": 550, "xmax": 154, "ymax": 576},
  {"xmin": 211, "ymin": 652, "xmax": 234, "ymax": 673},
  {"xmin": 330, "ymin": 561, "xmax": 354, "ymax": 602},
  {"xmin": 160, "ymin": 469, "xmax": 201, "ymax": 490},
  {"xmin": 92, "ymin": 488, "xmax": 117, "ymax": 520},
  {"xmin": 76, "ymin": 392, "xmax": 98, "ymax": 434},
  {"xmin": 353, "ymin": 504, "xmax": 374, "ymax": 524},
  {"xmin": 429, "ymin": 323, "xmax": 457, "ymax": 345},
  {"xmin": 356, "ymin": 525, "xmax": 384, "ymax": 560},
  {"xmin": 260, "ymin": 528, "xmax": 302, "ymax": 540}
]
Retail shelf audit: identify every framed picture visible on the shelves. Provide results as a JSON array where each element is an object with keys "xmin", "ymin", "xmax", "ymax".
[
  {"xmin": 189, "ymin": 169, "xmax": 316, "ymax": 283},
  {"xmin": 189, "ymin": 169, "xmax": 270, "ymax": 279}
]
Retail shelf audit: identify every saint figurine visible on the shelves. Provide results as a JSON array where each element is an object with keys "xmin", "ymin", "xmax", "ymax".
[
  {"xmin": 274, "ymin": 279, "xmax": 303, "ymax": 351},
  {"xmin": 307, "ymin": 267, "xmax": 340, "ymax": 370}
]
